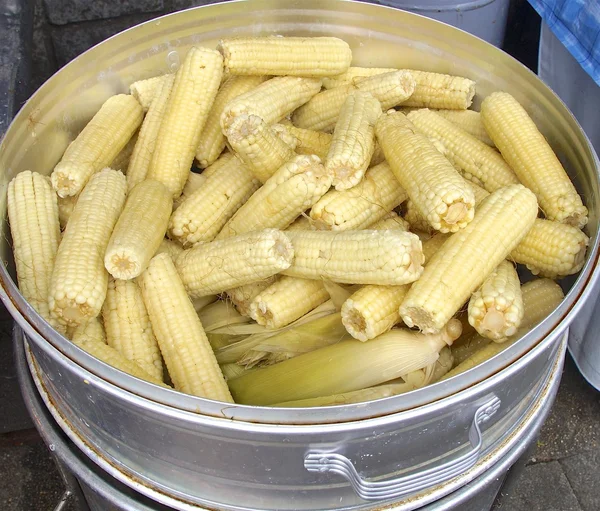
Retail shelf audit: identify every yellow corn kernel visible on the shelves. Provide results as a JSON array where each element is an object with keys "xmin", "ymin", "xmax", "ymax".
[
  {"xmin": 275, "ymin": 124, "xmax": 332, "ymax": 160},
  {"xmin": 310, "ymin": 162, "xmax": 408, "ymax": 231},
  {"xmin": 154, "ymin": 238, "xmax": 184, "ymax": 261},
  {"xmin": 340, "ymin": 233, "xmax": 448, "ymax": 341},
  {"xmin": 51, "ymin": 95, "xmax": 143, "ymax": 197},
  {"xmin": 322, "ymin": 67, "xmax": 396, "ymax": 89},
  {"xmin": 468, "ymin": 260, "xmax": 523, "ymax": 341},
  {"xmin": 168, "ymin": 153, "xmax": 260, "ymax": 246},
  {"xmin": 401, "ymin": 70, "xmax": 475, "ymax": 109},
  {"xmin": 49, "ymin": 169, "xmax": 127, "ymax": 326},
  {"xmin": 138, "ymin": 253, "xmax": 232, "ymax": 400},
  {"xmin": 511, "ymin": 219, "xmax": 589, "ymax": 278},
  {"xmin": 400, "ymin": 184, "xmax": 538, "ymax": 333},
  {"xmin": 221, "ymin": 76, "xmax": 322, "ymax": 130},
  {"xmin": 368, "ymin": 211, "xmax": 410, "ymax": 231},
  {"xmin": 376, "ymin": 110, "xmax": 475, "ymax": 233},
  {"xmin": 172, "ymin": 171, "xmax": 207, "ymax": 210},
  {"xmin": 130, "ymin": 74, "xmax": 170, "ymax": 111},
  {"xmin": 57, "ymin": 193, "xmax": 78, "ymax": 230},
  {"xmin": 223, "ymin": 114, "xmax": 296, "ymax": 183},
  {"xmin": 176, "ymin": 229, "xmax": 294, "ymax": 298},
  {"xmin": 226, "ymin": 276, "xmax": 278, "ymax": 317},
  {"xmin": 249, "ymin": 276, "xmax": 330, "ymax": 329},
  {"xmin": 481, "ymin": 92, "xmax": 588, "ymax": 228},
  {"xmin": 195, "ymin": 75, "xmax": 267, "ymax": 168},
  {"xmin": 435, "ymin": 109, "xmax": 494, "ymax": 146},
  {"xmin": 104, "ymin": 180, "xmax": 172, "ymax": 280},
  {"xmin": 407, "ymin": 109, "xmax": 519, "ymax": 192},
  {"xmin": 292, "ymin": 70, "xmax": 415, "ymax": 132},
  {"xmin": 8, "ymin": 171, "xmax": 61, "ymax": 327},
  {"xmin": 217, "ymin": 155, "xmax": 332, "ymax": 240},
  {"xmin": 218, "ymin": 36, "xmax": 352, "ymax": 77},
  {"xmin": 147, "ymin": 47, "xmax": 223, "ymax": 198},
  {"xmin": 127, "ymin": 74, "xmax": 176, "ymax": 192},
  {"xmin": 110, "ymin": 131, "xmax": 138, "ymax": 172},
  {"xmin": 327, "ymin": 91, "xmax": 382, "ymax": 190},
  {"xmin": 283, "ymin": 229, "xmax": 424, "ymax": 285},
  {"xmin": 69, "ymin": 316, "xmax": 106, "ymax": 345},
  {"xmin": 102, "ymin": 278, "xmax": 163, "ymax": 381}
]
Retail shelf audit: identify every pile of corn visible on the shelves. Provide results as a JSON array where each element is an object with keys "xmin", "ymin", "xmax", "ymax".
[{"xmin": 8, "ymin": 36, "xmax": 588, "ymax": 407}]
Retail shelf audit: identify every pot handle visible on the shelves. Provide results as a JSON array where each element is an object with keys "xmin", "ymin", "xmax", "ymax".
[{"xmin": 304, "ymin": 395, "xmax": 501, "ymax": 501}]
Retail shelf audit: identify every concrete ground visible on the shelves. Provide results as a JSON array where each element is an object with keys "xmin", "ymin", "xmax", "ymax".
[{"xmin": 0, "ymin": 0, "xmax": 599, "ymax": 509}]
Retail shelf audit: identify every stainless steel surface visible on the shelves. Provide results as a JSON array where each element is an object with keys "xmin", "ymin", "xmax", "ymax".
[
  {"xmin": 25, "ymin": 327, "xmax": 566, "ymax": 510},
  {"xmin": 0, "ymin": 0, "xmax": 597, "ymax": 509},
  {"xmin": 567, "ymin": 293, "xmax": 600, "ymax": 391},
  {"xmin": 0, "ymin": 0, "xmax": 597, "ymax": 424},
  {"xmin": 17, "ymin": 328, "xmax": 567, "ymax": 511},
  {"xmin": 303, "ymin": 397, "xmax": 502, "ymax": 501}
]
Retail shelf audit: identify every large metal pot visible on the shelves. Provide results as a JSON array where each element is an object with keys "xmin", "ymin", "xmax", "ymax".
[{"xmin": 1, "ymin": 0, "xmax": 599, "ymax": 509}]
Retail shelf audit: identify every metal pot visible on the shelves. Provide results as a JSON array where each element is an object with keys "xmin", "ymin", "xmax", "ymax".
[{"xmin": 0, "ymin": 0, "xmax": 598, "ymax": 509}]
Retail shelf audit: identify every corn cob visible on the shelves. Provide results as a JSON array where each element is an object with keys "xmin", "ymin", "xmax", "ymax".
[
  {"xmin": 57, "ymin": 194, "xmax": 78, "ymax": 230},
  {"xmin": 218, "ymin": 36, "xmax": 352, "ymax": 77},
  {"xmin": 285, "ymin": 215, "xmax": 314, "ymax": 231},
  {"xmin": 172, "ymin": 171, "xmax": 207, "ymax": 210},
  {"xmin": 127, "ymin": 74, "xmax": 176, "ymax": 192},
  {"xmin": 130, "ymin": 74, "xmax": 170, "ymax": 111},
  {"xmin": 451, "ymin": 330, "xmax": 491, "ymax": 366},
  {"xmin": 435, "ymin": 109, "xmax": 494, "ymax": 146},
  {"xmin": 341, "ymin": 233, "xmax": 448, "ymax": 341},
  {"xmin": 275, "ymin": 124, "xmax": 332, "ymax": 160},
  {"xmin": 400, "ymin": 184, "xmax": 538, "ymax": 333},
  {"xmin": 510, "ymin": 219, "xmax": 589, "ymax": 278},
  {"xmin": 270, "ymin": 123, "xmax": 299, "ymax": 150},
  {"xmin": 154, "ymin": 238, "xmax": 184, "ymax": 261},
  {"xmin": 105, "ymin": 180, "xmax": 172, "ymax": 280},
  {"xmin": 221, "ymin": 76, "xmax": 322, "ymax": 130},
  {"xmin": 110, "ymin": 131, "xmax": 138, "ymax": 172},
  {"xmin": 168, "ymin": 153, "xmax": 261, "ymax": 246},
  {"xmin": 228, "ymin": 320, "xmax": 461, "ymax": 405},
  {"xmin": 283, "ymin": 229, "xmax": 424, "ymax": 285},
  {"xmin": 292, "ymin": 70, "xmax": 415, "ymax": 132},
  {"xmin": 406, "ymin": 109, "xmax": 519, "ymax": 192},
  {"xmin": 248, "ymin": 276, "xmax": 330, "ymax": 329},
  {"xmin": 216, "ymin": 155, "xmax": 331, "ymax": 239},
  {"xmin": 51, "ymin": 95, "xmax": 143, "ymax": 197},
  {"xmin": 401, "ymin": 70, "xmax": 475, "ymax": 109},
  {"xmin": 176, "ymin": 229, "xmax": 294, "ymax": 298},
  {"xmin": 147, "ymin": 47, "xmax": 223, "ymax": 198},
  {"xmin": 49, "ymin": 169, "xmax": 127, "ymax": 326},
  {"xmin": 68, "ymin": 316, "xmax": 106, "ymax": 344},
  {"xmin": 223, "ymin": 114, "xmax": 296, "ymax": 183},
  {"xmin": 468, "ymin": 260, "xmax": 523, "ymax": 341},
  {"xmin": 368, "ymin": 212, "xmax": 410, "ymax": 231},
  {"xmin": 481, "ymin": 92, "xmax": 588, "ymax": 228},
  {"xmin": 310, "ymin": 162, "xmax": 407, "ymax": 231},
  {"xmin": 138, "ymin": 253, "xmax": 232, "ymax": 400},
  {"xmin": 102, "ymin": 278, "xmax": 163, "ymax": 381},
  {"xmin": 7, "ymin": 171, "xmax": 61, "ymax": 327},
  {"xmin": 195, "ymin": 75, "xmax": 267, "ymax": 168},
  {"xmin": 326, "ymin": 91, "xmax": 382, "ymax": 190},
  {"xmin": 376, "ymin": 110, "xmax": 475, "ymax": 232},
  {"xmin": 226, "ymin": 276, "xmax": 278, "ymax": 317},
  {"xmin": 321, "ymin": 67, "xmax": 396, "ymax": 89},
  {"xmin": 443, "ymin": 279, "xmax": 565, "ymax": 379}
]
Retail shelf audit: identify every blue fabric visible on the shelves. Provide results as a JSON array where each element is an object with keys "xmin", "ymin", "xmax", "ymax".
[{"xmin": 528, "ymin": 0, "xmax": 600, "ymax": 86}]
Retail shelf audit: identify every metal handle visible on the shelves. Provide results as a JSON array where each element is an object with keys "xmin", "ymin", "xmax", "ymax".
[{"xmin": 304, "ymin": 395, "xmax": 501, "ymax": 501}]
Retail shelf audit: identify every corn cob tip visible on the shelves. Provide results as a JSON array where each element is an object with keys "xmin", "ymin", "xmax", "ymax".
[{"xmin": 444, "ymin": 318, "xmax": 463, "ymax": 345}]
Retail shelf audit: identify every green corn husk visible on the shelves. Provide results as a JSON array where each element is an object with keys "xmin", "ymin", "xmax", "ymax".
[
  {"xmin": 401, "ymin": 346, "xmax": 454, "ymax": 387},
  {"xmin": 228, "ymin": 319, "xmax": 462, "ymax": 406},
  {"xmin": 216, "ymin": 299, "xmax": 338, "ymax": 364},
  {"xmin": 192, "ymin": 295, "xmax": 218, "ymax": 313},
  {"xmin": 220, "ymin": 363, "xmax": 253, "ymax": 381},
  {"xmin": 274, "ymin": 382, "xmax": 416, "ymax": 407},
  {"xmin": 198, "ymin": 300, "xmax": 252, "ymax": 332},
  {"xmin": 238, "ymin": 312, "xmax": 351, "ymax": 368},
  {"xmin": 451, "ymin": 331, "xmax": 491, "ymax": 366}
]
